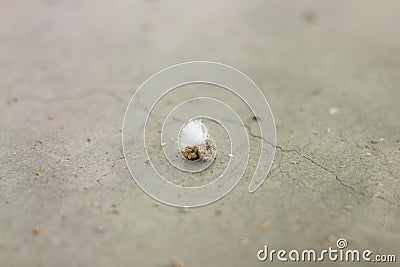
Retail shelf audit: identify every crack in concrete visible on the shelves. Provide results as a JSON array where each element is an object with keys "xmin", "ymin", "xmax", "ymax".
[
  {"xmin": 243, "ymin": 123, "xmax": 359, "ymax": 194},
  {"xmin": 245, "ymin": 123, "xmax": 399, "ymax": 206}
]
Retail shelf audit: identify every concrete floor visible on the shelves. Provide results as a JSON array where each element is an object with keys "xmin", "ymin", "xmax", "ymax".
[{"xmin": 1, "ymin": 1, "xmax": 399, "ymax": 266}]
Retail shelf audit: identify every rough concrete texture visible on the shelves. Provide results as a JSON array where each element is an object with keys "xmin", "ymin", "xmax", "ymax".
[{"xmin": 1, "ymin": 1, "xmax": 399, "ymax": 266}]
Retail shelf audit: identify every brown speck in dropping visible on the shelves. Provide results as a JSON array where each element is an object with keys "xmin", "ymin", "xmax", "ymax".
[
  {"xmin": 290, "ymin": 160, "xmax": 299, "ymax": 165},
  {"xmin": 87, "ymin": 137, "xmax": 91, "ymax": 143},
  {"xmin": 215, "ymin": 209, "xmax": 222, "ymax": 216},
  {"xmin": 260, "ymin": 221, "xmax": 271, "ymax": 230},
  {"xmin": 110, "ymin": 204, "xmax": 117, "ymax": 208},
  {"xmin": 327, "ymin": 235, "xmax": 337, "ymax": 245},
  {"xmin": 95, "ymin": 225, "xmax": 104, "ymax": 233},
  {"xmin": 240, "ymin": 236, "xmax": 249, "ymax": 246},
  {"xmin": 252, "ymin": 114, "xmax": 261, "ymax": 121},
  {"xmin": 48, "ymin": 116, "xmax": 54, "ymax": 120},
  {"xmin": 137, "ymin": 243, "xmax": 146, "ymax": 250},
  {"xmin": 369, "ymin": 140, "xmax": 378, "ymax": 144},
  {"xmin": 32, "ymin": 226, "xmax": 42, "ymax": 235},
  {"xmin": 182, "ymin": 145, "xmax": 200, "ymax": 161},
  {"xmin": 344, "ymin": 205, "xmax": 353, "ymax": 211},
  {"xmin": 35, "ymin": 171, "xmax": 41, "ymax": 176},
  {"xmin": 153, "ymin": 203, "xmax": 160, "ymax": 208}
]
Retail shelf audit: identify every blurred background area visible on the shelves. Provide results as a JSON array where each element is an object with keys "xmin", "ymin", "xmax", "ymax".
[{"xmin": 1, "ymin": 1, "xmax": 399, "ymax": 266}]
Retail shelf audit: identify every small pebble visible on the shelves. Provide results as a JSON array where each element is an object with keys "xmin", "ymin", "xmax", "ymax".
[
  {"xmin": 327, "ymin": 234, "xmax": 337, "ymax": 245},
  {"xmin": 239, "ymin": 236, "xmax": 249, "ymax": 246},
  {"xmin": 32, "ymin": 226, "xmax": 42, "ymax": 235},
  {"xmin": 167, "ymin": 259, "xmax": 185, "ymax": 267},
  {"xmin": 95, "ymin": 225, "xmax": 104, "ymax": 233},
  {"xmin": 252, "ymin": 114, "xmax": 261, "ymax": 121},
  {"xmin": 329, "ymin": 108, "xmax": 339, "ymax": 115},
  {"xmin": 215, "ymin": 209, "xmax": 222, "ymax": 216},
  {"xmin": 303, "ymin": 10, "xmax": 317, "ymax": 23},
  {"xmin": 290, "ymin": 160, "xmax": 299, "ymax": 165},
  {"xmin": 179, "ymin": 207, "xmax": 189, "ymax": 213},
  {"xmin": 310, "ymin": 88, "xmax": 320, "ymax": 95},
  {"xmin": 344, "ymin": 205, "xmax": 353, "ymax": 211},
  {"xmin": 112, "ymin": 209, "xmax": 120, "ymax": 215},
  {"xmin": 35, "ymin": 171, "xmax": 41, "ymax": 176},
  {"xmin": 260, "ymin": 221, "xmax": 271, "ymax": 230}
]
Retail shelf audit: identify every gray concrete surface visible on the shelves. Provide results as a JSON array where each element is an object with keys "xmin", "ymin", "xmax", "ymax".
[{"xmin": 1, "ymin": 1, "xmax": 399, "ymax": 266}]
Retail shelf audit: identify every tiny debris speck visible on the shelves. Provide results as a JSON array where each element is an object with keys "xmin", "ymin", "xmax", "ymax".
[
  {"xmin": 32, "ymin": 226, "xmax": 42, "ymax": 235},
  {"xmin": 112, "ymin": 209, "xmax": 120, "ymax": 215},
  {"xmin": 344, "ymin": 205, "xmax": 353, "ymax": 211},
  {"xmin": 252, "ymin": 114, "xmax": 261, "ymax": 121},
  {"xmin": 327, "ymin": 235, "xmax": 337, "ymax": 245},
  {"xmin": 215, "ymin": 209, "xmax": 222, "ymax": 216},
  {"xmin": 240, "ymin": 236, "xmax": 249, "ymax": 246},
  {"xmin": 260, "ymin": 221, "xmax": 271, "ymax": 230},
  {"xmin": 95, "ymin": 225, "xmax": 104, "ymax": 233}
]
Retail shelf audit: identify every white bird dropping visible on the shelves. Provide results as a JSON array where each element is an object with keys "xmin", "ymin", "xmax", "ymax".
[{"xmin": 179, "ymin": 119, "xmax": 216, "ymax": 161}]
